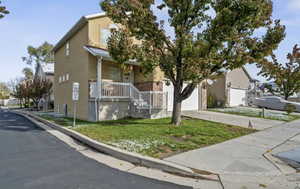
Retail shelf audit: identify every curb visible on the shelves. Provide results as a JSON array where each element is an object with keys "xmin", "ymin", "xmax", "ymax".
[{"xmin": 12, "ymin": 110, "xmax": 219, "ymax": 181}]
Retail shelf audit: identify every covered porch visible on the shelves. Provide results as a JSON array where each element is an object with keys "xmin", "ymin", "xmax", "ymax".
[{"xmin": 84, "ymin": 45, "xmax": 168, "ymax": 121}]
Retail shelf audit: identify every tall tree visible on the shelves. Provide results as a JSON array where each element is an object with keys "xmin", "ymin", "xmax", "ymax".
[
  {"xmin": 0, "ymin": 1, "xmax": 9, "ymax": 19},
  {"xmin": 258, "ymin": 45, "xmax": 300, "ymax": 100},
  {"xmin": 22, "ymin": 42, "xmax": 54, "ymax": 68},
  {"xmin": 101, "ymin": 0, "xmax": 285, "ymax": 125},
  {"xmin": 28, "ymin": 78, "xmax": 53, "ymax": 108}
]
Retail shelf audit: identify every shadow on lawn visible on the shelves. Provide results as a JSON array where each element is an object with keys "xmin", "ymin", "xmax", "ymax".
[{"xmin": 98, "ymin": 118, "xmax": 168, "ymax": 127}]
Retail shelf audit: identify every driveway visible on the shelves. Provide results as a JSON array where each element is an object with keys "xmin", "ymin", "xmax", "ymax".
[
  {"xmin": 165, "ymin": 119, "xmax": 300, "ymax": 188},
  {"xmin": 183, "ymin": 111, "xmax": 284, "ymax": 130},
  {"xmin": 0, "ymin": 110, "xmax": 190, "ymax": 189}
]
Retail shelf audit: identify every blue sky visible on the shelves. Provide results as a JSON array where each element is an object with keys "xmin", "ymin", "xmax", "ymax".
[{"xmin": 0, "ymin": 0, "xmax": 299, "ymax": 83}]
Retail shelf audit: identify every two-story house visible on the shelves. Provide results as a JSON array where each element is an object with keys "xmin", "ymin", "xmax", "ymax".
[{"xmin": 53, "ymin": 13, "xmax": 207, "ymax": 121}]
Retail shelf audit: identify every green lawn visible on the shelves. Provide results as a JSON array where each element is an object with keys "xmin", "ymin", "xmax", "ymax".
[
  {"xmin": 210, "ymin": 107, "xmax": 300, "ymax": 122},
  {"xmin": 40, "ymin": 115, "xmax": 255, "ymax": 159}
]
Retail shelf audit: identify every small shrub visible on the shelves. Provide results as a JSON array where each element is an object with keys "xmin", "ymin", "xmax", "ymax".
[
  {"xmin": 285, "ymin": 103, "xmax": 296, "ymax": 115},
  {"xmin": 207, "ymin": 95, "xmax": 216, "ymax": 108}
]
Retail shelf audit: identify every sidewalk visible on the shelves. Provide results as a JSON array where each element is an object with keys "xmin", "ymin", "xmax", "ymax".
[
  {"xmin": 183, "ymin": 111, "xmax": 284, "ymax": 130},
  {"xmin": 165, "ymin": 119, "xmax": 300, "ymax": 189}
]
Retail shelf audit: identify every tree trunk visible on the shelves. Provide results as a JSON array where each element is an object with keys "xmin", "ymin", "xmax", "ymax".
[
  {"xmin": 171, "ymin": 87, "xmax": 182, "ymax": 126},
  {"xmin": 284, "ymin": 95, "xmax": 289, "ymax": 100},
  {"xmin": 171, "ymin": 100, "xmax": 182, "ymax": 126}
]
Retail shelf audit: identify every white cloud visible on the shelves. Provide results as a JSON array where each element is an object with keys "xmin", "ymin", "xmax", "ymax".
[{"xmin": 287, "ymin": 0, "xmax": 300, "ymax": 10}]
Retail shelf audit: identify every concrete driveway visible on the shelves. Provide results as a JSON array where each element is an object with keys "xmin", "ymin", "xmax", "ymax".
[
  {"xmin": 0, "ymin": 110, "xmax": 190, "ymax": 189},
  {"xmin": 183, "ymin": 111, "xmax": 284, "ymax": 130},
  {"xmin": 165, "ymin": 119, "xmax": 300, "ymax": 189}
]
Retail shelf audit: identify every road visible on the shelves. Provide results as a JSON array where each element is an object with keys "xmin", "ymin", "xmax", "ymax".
[{"xmin": 0, "ymin": 110, "xmax": 190, "ymax": 189}]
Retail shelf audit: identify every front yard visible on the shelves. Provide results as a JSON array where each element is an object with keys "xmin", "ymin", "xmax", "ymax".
[
  {"xmin": 39, "ymin": 114, "xmax": 255, "ymax": 159},
  {"xmin": 210, "ymin": 107, "xmax": 300, "ymax": 122}
]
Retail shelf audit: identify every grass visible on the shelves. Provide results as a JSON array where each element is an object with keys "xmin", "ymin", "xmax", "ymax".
[
  {"xmin": 40, "ymin": 114, "xmax": 255, "ymax": 159},
  {"xmin": 210, "ymin": 107, "xmax": 300, "ymax": 122}
]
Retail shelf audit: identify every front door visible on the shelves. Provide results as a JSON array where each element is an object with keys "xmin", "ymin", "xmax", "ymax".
[{"xmin": 123, "ymin": 70, "xmax": 134, "ymax": 83}]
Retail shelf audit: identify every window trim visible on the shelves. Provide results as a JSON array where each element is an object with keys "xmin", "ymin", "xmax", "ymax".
[{"xmin": 66, "ymin": 42, "xmax": 70, "ymax": 56}]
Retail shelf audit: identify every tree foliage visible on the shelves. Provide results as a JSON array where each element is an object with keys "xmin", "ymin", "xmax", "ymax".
[
  {"xmin": 101, "ymin": 0, "xmax": 285, "ymax": 125},
  {"xmin": 11, "ymin": 78, "xmax": 52, "ymax": 108},
  {"xmin": 0, "ymin": 82, "xmax": 10, "ymax": 99},
  {"xmin": 28, "ymin": 78, "xmax": 53, "ymax": 108},
  {"xmin": 0, "ymin": 1, "xmax": 9, "ymax": 19},
  {"xmin": 22, "ymin": 42, "xmax": 54, "ymax": 67},
  {"xmin": 258, "ymin": 45, "xmax": 300, "ymax": 100},
  {"xmin": 22, "ymin": 67, "xmax": 34, "ymax": 80}
]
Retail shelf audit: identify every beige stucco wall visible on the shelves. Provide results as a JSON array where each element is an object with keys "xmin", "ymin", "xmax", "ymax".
[
  {"xmin": 207, "ymin": 76, "xmax": 226, "ymax": 104},
  {"xmin": 226, "ymin": 68, "xmax": 251, "ymax": 90},
  {"xmin": 54, "ymin": 24, "xmax": 90, "ymax": 120},
  {"xmin": 207, "ymin": 68, "xmax": 251, "ymax": 107}
]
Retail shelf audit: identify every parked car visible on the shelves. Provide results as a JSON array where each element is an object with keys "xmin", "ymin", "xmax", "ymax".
[{"xmin": 253, "ymin": 96, "xmax": 300, "ymax": 112}]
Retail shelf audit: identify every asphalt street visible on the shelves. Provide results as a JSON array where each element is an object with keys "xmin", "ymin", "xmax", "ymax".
[{"xmin": 0, "ymin": 110, "xmax": 190, "ymax": 189}]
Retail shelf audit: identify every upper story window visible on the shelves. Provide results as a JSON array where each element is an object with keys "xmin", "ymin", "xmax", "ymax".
[
  {"xmin": 66, "ymin": 74, "xmax": 69, "ymax": 81},
  {"xmin": 59, "ymin": 76, "xmax": 62, "ymax": 83},
  {"xmin": 66, "ymin": 42, "xmax": 70, "ymax": 56},
  {"xmin": 100, "ymin": 29, "xmax": 111, "ymax": 46}
]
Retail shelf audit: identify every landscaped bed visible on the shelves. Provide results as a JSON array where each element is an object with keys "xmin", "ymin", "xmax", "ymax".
[
  {"xmin": 38, "ymin": 114, "xmax": 255, "ymax": 159},
  {"xmin": 210, "ymin": 107, "xmax": 300, "ymax": 122}
]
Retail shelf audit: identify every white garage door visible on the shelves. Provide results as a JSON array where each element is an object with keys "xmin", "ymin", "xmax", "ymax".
[
  {"xmin": 229, "ymin": 88, "xmax": 247, "ymax": 107},
  {"xmin": 163, "ymin": 82, "xmax": 199, "ymax": 111}
]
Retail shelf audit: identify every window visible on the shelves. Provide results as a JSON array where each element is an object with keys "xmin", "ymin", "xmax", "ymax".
[
  {"xmin": 66, "ymin": 74, "xmax": 69, "ymax": 81},
  {"xmin": 66, "ymin": 42, "xmax": 70, "ymax": 56},
  {"xmin": 62, "ymin": 75, "xmax": 65, "ymax": 82},
  {"xmin": 59, "ymin": 76, "xmax": 62, "ymax": 83},
  {"xmin": 100, "ymin": 29, "xmax": 111, "ymax": 46}
]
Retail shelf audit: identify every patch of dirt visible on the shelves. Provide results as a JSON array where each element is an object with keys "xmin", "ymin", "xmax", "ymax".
[
  {"xmin": 155, "ymin": 145, "xmax": 184, "ymax": 159},
  {"xmin": 170, "ymin": 135, "xmax": 192, "ymax": 142}
]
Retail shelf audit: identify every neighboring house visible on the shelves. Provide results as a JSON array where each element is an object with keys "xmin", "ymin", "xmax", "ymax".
[
  {"xmin": 35, "ymin": 63, "xmax": 55, "ymax": 110},
  {"xmin": 207, "ymin": 67, "xmax": 253, "ymax": 107},
  {"xmin": 53, "ymin": 13, "xmax": 207, "ymax": 122}
]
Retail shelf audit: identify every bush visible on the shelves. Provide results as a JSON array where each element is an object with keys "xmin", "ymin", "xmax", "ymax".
[
  {"xmin": 207, "ymin": 95, "xmax": 224, "ymax": 108},
  {"xmin": 285, "ymin": 103, "xmax": 296, "ymax": 115},
  {"xmin": 207, "ymin": 95, "xmax": 216, "ymax": 108}
]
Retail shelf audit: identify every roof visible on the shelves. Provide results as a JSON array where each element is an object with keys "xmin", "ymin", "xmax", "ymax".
[
  {"xmin": 34, "ymin": 63, "xmax": 55, "ymax": 80},
  {"xmin": 241, "ymin": 67, "xmax": 254, "ymax": 81},
  {"xmin": 53, "ymin": 12, "xmax": 107, "ymax": 52},
  {"xmin": 84, "ymin": 45, "xmax": 139, "ymax": 65},
  {"xmin": 42, "ymin": 63, "xmax": 54, "ymax": 74},
  {"xmin": 84, "ymin": 45, "xmax": 112, "ymax": 60}
]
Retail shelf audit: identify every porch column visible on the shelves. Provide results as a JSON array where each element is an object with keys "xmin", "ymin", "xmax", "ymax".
[
  {"xmin": 97, "ymin": 57, "xmax": 103, "ymax": 99},
  {"xmin": 95, "ymin": 57, "xmax": 102, "ymax": 122}
]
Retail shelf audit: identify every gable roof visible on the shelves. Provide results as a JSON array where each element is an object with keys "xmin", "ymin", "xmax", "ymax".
[
  {"xmin": 53, "ymin": 12, "xmax": 106, "ymax": 52},
  {"xmin": 34, "ymin": 63, "xmax": 55, "ymax": 80},
  {"xmin": 241, "ymin": 67, "xmax": 253, "ymax": 81}
]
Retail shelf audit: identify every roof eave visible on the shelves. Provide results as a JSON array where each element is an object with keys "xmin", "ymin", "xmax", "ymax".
[{"xmin": 53, "ymin": 17, "xmax": 87, "ymax": 52}]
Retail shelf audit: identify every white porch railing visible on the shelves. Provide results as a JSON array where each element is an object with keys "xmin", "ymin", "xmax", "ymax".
[{"xmin": 89, "ymin": 81, "xmax": 167, "ymax": 110}]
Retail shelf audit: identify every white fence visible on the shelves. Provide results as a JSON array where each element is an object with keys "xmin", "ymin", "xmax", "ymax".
[{"xmin": 89, "ymin": 81, "xmax": 167, "ymax": 110}]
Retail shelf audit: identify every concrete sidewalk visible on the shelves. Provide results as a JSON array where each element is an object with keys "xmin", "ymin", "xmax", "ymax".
[
  {"xmin": 165, "ymin": 119, "xmax": 300, "ymax": 189},
  {"xmin": 183, "ymin": 111, "xmax": 284, "ymax": 130}
]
